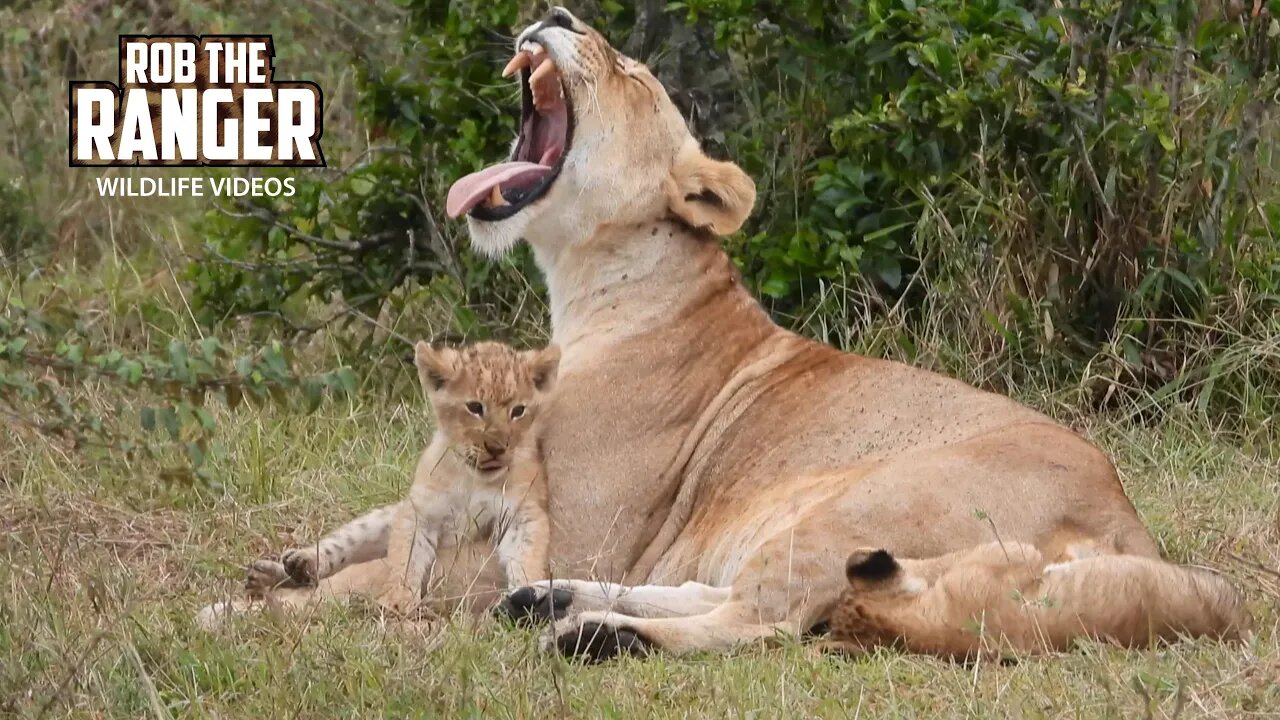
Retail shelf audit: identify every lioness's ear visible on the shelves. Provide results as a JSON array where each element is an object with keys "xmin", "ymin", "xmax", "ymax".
[
  {"xmin": 415, "ymin": 341, "xmax": 456, "ymax": 391},
  {"xmin": 846, "ymin": 548, "xmax": 900, "ymax": 584},
  {"xmin": 665, "ymin": 140, "xmax": 756, "ymax": 235},
  {"xmin": 525, "ymin": 345, "xmax": 561, "ymax": 393}
]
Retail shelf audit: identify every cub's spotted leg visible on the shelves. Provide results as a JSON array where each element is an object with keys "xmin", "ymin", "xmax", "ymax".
[
  {"xmin": 277, "ymin": 503, "xmax": 399, "ymax": 585},
  {"xmin": 496, "ymin": 579, "xmax": 731, "ymax": 625},
  {"xmin": 495, "ymin": 510, "xmax": 551, "ymax": 589},
  {"xmin": 379, "ymin": 503, "xmax": 441, "ymax": 615}
]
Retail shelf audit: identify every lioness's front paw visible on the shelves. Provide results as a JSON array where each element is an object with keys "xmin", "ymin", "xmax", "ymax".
[
  {"xmin": 281, "ymin": 547, "xmax": 322, "ymax": 585},
  {"xmin": 245, "ymin": 559, "xmax": 291, "ymax": 596},
  {"xmin": 543, "ymin": 614, "xmax": 651, "ymax": 663},
  {"xmin": 493, "ymin": 584, "xmax": 575, "ymax": 626}
]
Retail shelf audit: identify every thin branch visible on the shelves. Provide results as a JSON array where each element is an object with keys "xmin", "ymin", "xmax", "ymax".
[{"xmin": 219, "ymin": 204, "xmax": 360, "ymax": 252}]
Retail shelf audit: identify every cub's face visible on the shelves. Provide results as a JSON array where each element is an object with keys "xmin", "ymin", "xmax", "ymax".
[
  {"xmin": 414, "ymin": 341, "xmax": 560, "ymax": 475},
  {"xmin": 826, "ymin": 548, "xmax": 918, "ymax": 652}
]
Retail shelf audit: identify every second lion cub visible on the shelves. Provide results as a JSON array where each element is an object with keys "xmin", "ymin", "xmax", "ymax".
[{"xmin": 825, "ymin": 541, "xmax": 1252, "ymax": 659}]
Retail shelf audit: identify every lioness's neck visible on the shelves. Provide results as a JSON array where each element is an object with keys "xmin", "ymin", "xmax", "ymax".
[{"xmin": 533, "ymin": 220, "xmax": 761, "ymax": 348}]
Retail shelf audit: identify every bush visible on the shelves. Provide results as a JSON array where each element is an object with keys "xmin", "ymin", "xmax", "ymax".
[{"xmin": 191, "ymin": 0, "xmax": 1280, "ymax": 426}]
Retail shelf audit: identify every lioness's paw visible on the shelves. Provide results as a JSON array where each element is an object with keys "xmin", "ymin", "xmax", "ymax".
[
  {"xmin": 245, "ymin": 559, "xmax": 290, "ymax": 596},
  {"xmin": 492, "ymin": 585, "xmax": 574, "ymax": 626},
  {"xmin": 281, "ymin": 548, "xmax": 321, "ymax": 585},
  {"xmin": 543, "ymin": 617, "xmax": 651, "ymax": 663}
]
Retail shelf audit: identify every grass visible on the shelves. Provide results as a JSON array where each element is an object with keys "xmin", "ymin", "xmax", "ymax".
[{"xmin": 3, "ymin": 376, "xmax": 1279, "ymax": 718}]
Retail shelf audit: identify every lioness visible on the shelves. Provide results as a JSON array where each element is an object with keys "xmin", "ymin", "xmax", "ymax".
[
  {"xmin": 213, "ymin": 8, "xmax": 1165, "ymax": 658},
  {"xmin": 823, "ymin": 542, "xmax": 1252, "ymax": 659}
]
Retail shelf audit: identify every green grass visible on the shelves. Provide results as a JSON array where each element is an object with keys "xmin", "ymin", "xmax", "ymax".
[{"xmin": 3, "ymin": 390, "xmax": 1278, "ymax": 718}]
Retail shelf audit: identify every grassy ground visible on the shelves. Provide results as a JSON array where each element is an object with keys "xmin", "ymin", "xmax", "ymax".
[{"xmin": 3, "ymin": 383, "xmax": 1278, "ymax": 718}]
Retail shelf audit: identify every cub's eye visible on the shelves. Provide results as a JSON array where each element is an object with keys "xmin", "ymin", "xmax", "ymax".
[
  {"xmin": 510, "ymin": 404, "xmax": 527, "ymax": 419},
  {"xmin": 465, "ymin": 401, "xmax": 485, "ymax": 417}
]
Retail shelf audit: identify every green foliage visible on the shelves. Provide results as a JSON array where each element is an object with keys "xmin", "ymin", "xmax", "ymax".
[
  {"xmin": 189, "ymin": 0, "xmax": 1280, "ymax": 424},
  {"xmin": 188, "ymin": 0, "xmax": 549, "ymax": 341},
  {"xmin": 0, "ymin": 296, "xmax": 356, "ymax": 486}
]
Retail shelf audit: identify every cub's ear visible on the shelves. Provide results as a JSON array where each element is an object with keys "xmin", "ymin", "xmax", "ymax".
[
  {"xmin": 525, "ymin": 345, "xmax": 561, "ymax": 393},
  {"xmin": 846, "ymin": 548, "xmax": 900, "ymax": 584},
  {"xmin": 414, "ymin": 341, "xmax": 456, "ymax": 391},
  {"xmin": 665, "ymin": 140, "xmax": 756, "ymax": 235}
]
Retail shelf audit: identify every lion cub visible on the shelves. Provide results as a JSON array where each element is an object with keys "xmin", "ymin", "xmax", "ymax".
[
  {"xmin": 824, "ymin": 541, "xmax": 1252, "ymax": 659},
  {"xmin": 368, "ymin": 340, "xmax": 559, "ymax": 612}
]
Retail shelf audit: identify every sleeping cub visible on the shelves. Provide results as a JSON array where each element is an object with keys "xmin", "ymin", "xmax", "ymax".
[
  {"xmin": 825, "ymin": 541, "xmax": 1252, "ymax": 659},
  {"xmin": 266, "ymin": 340, "xmax": 558, "ymax": 615}
]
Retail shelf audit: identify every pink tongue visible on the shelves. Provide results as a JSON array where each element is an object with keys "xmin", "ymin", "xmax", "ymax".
[{"xmin": 446, "ymin": 162, "xmax": 552, "ymax": 218}]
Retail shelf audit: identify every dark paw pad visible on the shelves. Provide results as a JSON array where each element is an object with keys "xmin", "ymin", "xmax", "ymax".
[
  {"xmin": 281, "ymin": 551, "xmax": 318, "ymax": 586},
  {"xmin": 493, "ymin": 587, "xmax": 574, "ymax": 626},
  {"xmin": 555, "ymin": 622, "xmax": 651, "ymax": 662},
  {"xmin": 805, "ymin": 619, "xmax": 831, "ymax": 638}
]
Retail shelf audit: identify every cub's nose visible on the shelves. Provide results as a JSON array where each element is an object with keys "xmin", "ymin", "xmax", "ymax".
[{"xmin": 484, "ymin": 442, "xmax": 506, "ymax": 458}]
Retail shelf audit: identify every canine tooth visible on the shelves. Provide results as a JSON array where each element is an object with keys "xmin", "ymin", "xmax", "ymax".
[
  {"xmin": 502, "ymin": 51, "xmax": 531, "ymax": 78},
  {"xmin": 489, "ymin": 184, "xmax": 507, "ymax": 207},
  {"xmin": 529, "ymin": 58, "xmax": 558, "ymax": 86},
  {"xmin": 526, "ymin": 42, "xmax": 545, "ymax": 57}
]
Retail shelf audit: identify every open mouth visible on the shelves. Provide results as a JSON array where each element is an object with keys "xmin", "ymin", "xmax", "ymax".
[
  {"xmin": 446, "ymin": 43, "xmax": 573, "ymax": 221},
  {"xmin": 476, "ymin": 458, "xmax": 507, "ymax": 473}
]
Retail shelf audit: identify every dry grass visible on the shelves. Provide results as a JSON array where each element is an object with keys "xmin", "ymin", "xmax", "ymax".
[{"xmin": 3, "ymin": 383, "xmax": 1278, "ymax": 718}]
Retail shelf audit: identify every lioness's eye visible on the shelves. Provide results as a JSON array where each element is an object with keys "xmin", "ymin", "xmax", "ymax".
[
  {"xmin": 465, "ymin": 401, "xmax": 485, "ymax": 417},
  {"xmin": 510, "ymin": 404, "xmax": 526, "ymax": 419}
]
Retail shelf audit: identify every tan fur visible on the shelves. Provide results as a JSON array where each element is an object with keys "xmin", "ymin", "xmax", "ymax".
[
  {"xmin": 209, "ymin": 342, "xmax": 557, "ymax": 621},
  {"xmin": 377, "ymin": 341, "xmax": 557, "ymax": 613},
  {"xmin": 664, "ymin": 139, "xmax": 757, "ymax": 234},
  {"xmin": 209, "ymin": 9, "xmax": 1189, "ymax": 656},
  {"xmin": 824, "ymin": 542, "xmax": 1253, "ymax": 659},
  {"xmin": 453, "ymin": 9, "xmax": 1175, "ymax": 657}
]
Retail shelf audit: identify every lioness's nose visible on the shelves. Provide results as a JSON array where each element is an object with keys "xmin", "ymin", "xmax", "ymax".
[
  {"xmin": 484, "ymin": 441, "xmax": 506, "ymax": 458},
  {"xmin": 541, "ymin": 7, "xmax": 579, "ymax": 31}
]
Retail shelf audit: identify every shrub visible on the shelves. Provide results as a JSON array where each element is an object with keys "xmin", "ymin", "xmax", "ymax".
[{"xmin": 191, "ymin": 0, "xmax": 1280, "ymax": 426}]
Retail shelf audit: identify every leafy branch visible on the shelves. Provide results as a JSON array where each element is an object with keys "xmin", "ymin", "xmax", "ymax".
[{"xmin": 1, "ymin": 298, "xmax": 356, "ymax": 486}]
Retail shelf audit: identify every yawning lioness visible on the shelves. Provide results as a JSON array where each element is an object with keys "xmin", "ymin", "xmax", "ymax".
[{"xmin": 452, "ymin": 8, "xmax": 1163, "ymax": 660}]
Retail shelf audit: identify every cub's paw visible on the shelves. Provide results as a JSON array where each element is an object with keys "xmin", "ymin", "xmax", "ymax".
[
  {"xmin": 492, "ymin": 585, "xmax": 574, "ymax": 627},
  {"xmin": 281, "ymin": 547, "xmax": 322, "ymax": 585},
  {"xmin": 245, "ymin": 559, "xmax": 291, "ymax": 596}
]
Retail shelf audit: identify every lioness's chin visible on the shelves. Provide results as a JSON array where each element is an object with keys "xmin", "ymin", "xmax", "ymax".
[{"xmin": 466, "ymin": 215, "xmax": 529, "ymax": 258}]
